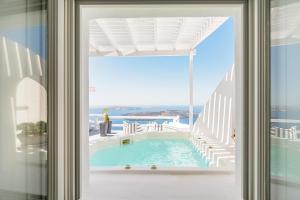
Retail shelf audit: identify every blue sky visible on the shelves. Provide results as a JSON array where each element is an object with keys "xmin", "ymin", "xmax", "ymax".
[
  {"xmin": 89, "ymin": 17, "xmax": 235, "ymax": 106},
  {"xmin": 1, "ymin": 25, "xmax": 47, "ymax": 59}
]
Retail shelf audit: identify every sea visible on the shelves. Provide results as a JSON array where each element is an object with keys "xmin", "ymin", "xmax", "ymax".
[{"xmin": 271, "ymin": 109, "xmax": 300, "ymax": 133}]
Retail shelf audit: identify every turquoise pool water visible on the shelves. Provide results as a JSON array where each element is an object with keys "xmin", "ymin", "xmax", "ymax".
[
  {"xmin": 90, "ymin": 139, "xmax": 209, "ymax": 168},
  {"xmin": 271, "ymin": 144, "xmax": 300, "ymax": 182}
]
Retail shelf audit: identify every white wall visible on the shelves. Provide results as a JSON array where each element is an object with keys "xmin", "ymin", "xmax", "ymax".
[{"xmin": 193, "ymin": 64, "xmax": 235, "ymax": 146}]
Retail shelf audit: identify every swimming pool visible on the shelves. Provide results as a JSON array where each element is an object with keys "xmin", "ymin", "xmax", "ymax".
[
  {"xmin": 90, "ymin": 139, "xmax": 209, "ymax": 168},
  {"xmin": 271, "ymin": 143, "xmax": 300, "ymax": 182}
]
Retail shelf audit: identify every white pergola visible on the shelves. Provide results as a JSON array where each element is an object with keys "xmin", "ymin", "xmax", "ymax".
[{"xmin": 89, "ymin": 17, "xmax": 228, "ymax": 130}]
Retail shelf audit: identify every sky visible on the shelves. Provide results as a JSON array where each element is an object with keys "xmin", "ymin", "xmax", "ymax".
[
  {"xmin": 271, "ymin": 43, "xmax": 300, "ymax": 109},
  {"xmin": 1, "ymin": 25, "xmax": 47, "ymax": 59},
  {"xmin": 89, "ymin": 17, "xmax": 235, "ymax": 107}
]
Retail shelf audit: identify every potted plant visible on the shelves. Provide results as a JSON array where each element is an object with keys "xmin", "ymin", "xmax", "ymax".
[
  {"xmin": 99, "ymin": 108, "xmax": 112, "ymax": 136},
  {"xmin": 16, "ymin": 121, "xmax": 47, "ymax": 146},
  {"xmin": 103, "ymin": 110, "xmax": 110, "ymax": 123}
]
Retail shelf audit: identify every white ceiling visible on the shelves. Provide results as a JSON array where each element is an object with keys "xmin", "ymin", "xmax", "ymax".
[{"xmin": 89, "ymin": 17, "xmax": 228, "ymax": 57}]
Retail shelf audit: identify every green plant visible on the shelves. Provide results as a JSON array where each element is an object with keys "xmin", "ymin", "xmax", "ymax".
[
  {"xmin": 36, "ymin": 121, "xmax": 47, "ymax": 133},
  {"xmin": 16, "ymin": 121, "xmax": 47, "ymax": 135},
  {"xmin": 102, "ymin": 108, "xmax": 110, "ymax": 123}
]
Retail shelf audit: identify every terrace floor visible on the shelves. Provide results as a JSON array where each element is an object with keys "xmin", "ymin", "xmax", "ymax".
[{"xmin": 87, "ymin": 172, "xmax": 240, "ymax": 200}]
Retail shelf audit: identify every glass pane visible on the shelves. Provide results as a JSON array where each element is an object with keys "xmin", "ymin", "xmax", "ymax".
[
  {"xmin": 270, "ymin": 0, "xmax": 300, "ymax": 199},
  {"xmin": 0, "ymin": 0, "xmax": 47, "ymax": 199}
]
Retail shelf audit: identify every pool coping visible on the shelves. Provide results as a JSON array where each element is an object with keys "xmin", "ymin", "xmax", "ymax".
[{"xmin": 90, "ymin": 167, "xmax": 234, "ymax": 175}]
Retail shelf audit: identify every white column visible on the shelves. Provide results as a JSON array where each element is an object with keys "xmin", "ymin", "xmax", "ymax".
[{"xmin": 189, "ymin": 50, "xmax": 194, "ymax": 131}]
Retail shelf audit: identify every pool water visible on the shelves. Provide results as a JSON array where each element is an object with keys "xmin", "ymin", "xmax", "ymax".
[
  {"xmin": 271, "ymin": 144, "xmax": 300, "ymax": 182},
  {"xmin": 90, "ymin": 139, "xmax": 209, "ymax": 168}
]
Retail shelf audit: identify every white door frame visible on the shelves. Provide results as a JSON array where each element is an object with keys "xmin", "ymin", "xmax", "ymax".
[
  {"xmin": 46, "ymin": 0, "xmax": 271, "ymax": 200},
  {"xmin": 76, "ymin": 2, "xmax": 246, "ymax": 200}
]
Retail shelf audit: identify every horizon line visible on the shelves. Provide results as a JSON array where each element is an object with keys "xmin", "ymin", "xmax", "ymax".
[{"xmin": 89, "ymin": 104, "xmax": 204, "ymax": 108}]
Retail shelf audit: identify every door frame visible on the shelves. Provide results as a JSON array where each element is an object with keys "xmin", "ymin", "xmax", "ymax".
[
  {"xmin": 48, "ymin": 0, "xmax": 65, "ymax": 200},
  {"xmin": 47, "ymin": 0, "xmax": 271, "ymax": 200},
  {"xmin": 77, "ymin": 2, "xmax": 246, "ymax": 200},
  {"xmin": 247, "ymin": 0, "xmax": 270, "ymax": 199}
]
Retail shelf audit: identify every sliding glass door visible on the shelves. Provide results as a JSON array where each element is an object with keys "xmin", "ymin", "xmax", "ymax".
[
  {"xmin": 0, "ymin": 0, "xmax": 48, "ymax": 199},
  {"xmin": 270, "ymin": 0, "xmax": 300, "ymax": 199}
]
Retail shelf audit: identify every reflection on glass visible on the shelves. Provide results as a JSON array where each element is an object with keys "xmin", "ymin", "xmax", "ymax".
[
  {"xmin": 271, "ymin": 0, "xmax": 300, "ymax": 199},
  {"xmin": 0, "ymin": 0, "xmax": 47, "ymax": 199}
]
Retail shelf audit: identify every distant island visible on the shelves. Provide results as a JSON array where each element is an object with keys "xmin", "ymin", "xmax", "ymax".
[
  {"xmin": 271, "ymin": 106, "xmax": 300, "ymax": 112},
  {"xmin": 123, "ymin": 110, "xmax": 189, "ymax": 118}
]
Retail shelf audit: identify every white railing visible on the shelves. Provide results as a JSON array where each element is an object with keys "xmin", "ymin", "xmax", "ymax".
[
  {"xmin": 89, "ymin": 114, "xmax": 184, "ymax": 134},
  {"xmin": 123, "ymin": 122, "xmax": 164, "ymax": 135},
  {"xmin": 271, "ymin": 118, "xmax": 300, "ymax": 124},
  {"xmin": 270, "ymin": 118, "xmax": 300, "ymax": 140}
]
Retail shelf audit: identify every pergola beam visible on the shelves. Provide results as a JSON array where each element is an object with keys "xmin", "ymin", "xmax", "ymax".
[
  {"xmin": 125, "ymin": 19, "xmax": 138, "ymax": 53},
  {"xmin": 89, "ymin": 17, "xmax": 228, "ymax": 57},
  {"xmin": 95, "ymin": 19, "xmax": 124, "ymax": 56},
  {"xmin": 153, "ymin": 18, "xmax": 158, "ymax": 51},
  {"xmin": 173, "ymin": 18, "xmax": 185, "ymax": 50},
  {"xmin": 89, "ymin": 49, "xmax": 196, "ymax": 57}
]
